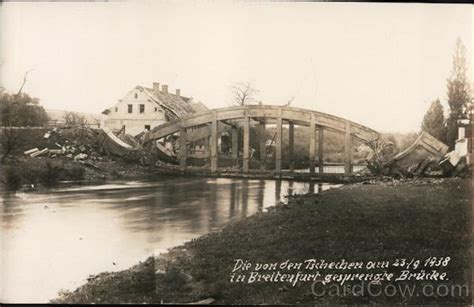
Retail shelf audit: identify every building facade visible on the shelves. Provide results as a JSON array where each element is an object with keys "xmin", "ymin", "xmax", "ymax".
[{"xmin": 102, "ymin": 82, "xmax": 207, "ymax": 136}]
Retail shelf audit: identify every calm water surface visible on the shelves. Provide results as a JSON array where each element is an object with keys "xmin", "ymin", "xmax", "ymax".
[{"xmin": 1, "ymin": 177, "xmax": 339, "ymax": 303}]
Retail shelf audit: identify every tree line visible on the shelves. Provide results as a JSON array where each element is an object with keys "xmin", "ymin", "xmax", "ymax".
[{"xmin": 421, "ymin": 38, "xmax": 471, "ymax": 149}]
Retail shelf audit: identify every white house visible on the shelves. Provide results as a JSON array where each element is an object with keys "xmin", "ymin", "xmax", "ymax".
[{"xmin": 102, "ymin": 82, "xmax": 207, "ymax": 136}]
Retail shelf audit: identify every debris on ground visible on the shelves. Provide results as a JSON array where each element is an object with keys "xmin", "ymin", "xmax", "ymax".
[
  {"xmin": 74, "ymin": 153, "xmax": 88, "ymax": 161},
  {"xmin": 24, "ymin": 148, "xmax": 39, "ymax": 155},
  {"xmin": 390, "ymin": 132, "xmax": 449, "ymax": 177},
  {"xmin": 30, "ymin": 148, "xmax": 49, "ymax": 157}
]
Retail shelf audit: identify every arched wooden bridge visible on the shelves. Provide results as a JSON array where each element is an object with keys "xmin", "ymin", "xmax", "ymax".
[{"xmin": 143, "ymin": 105, "xmax": 379, "ymax": 175}]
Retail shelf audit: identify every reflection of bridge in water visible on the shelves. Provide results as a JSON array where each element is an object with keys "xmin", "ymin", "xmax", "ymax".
[{"xmin": 144, "ymin": 105, "xmax": 379, "ymax": 175}]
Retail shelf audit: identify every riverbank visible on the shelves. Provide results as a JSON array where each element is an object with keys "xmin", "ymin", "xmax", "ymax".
[
  {"xmin": 0, "ymin": 157, "xmax": 161, "ymax": 191},
  {"xmin": 52, "ymin": 177, "xmax": 471, "ymax": 304},
  {"xmin": 0, "ymin": 127, "xmax": 376, "ymax": 190},
  {"xmin": 1, "ymin": 155, "xmax": 375, "ymax": 191}
]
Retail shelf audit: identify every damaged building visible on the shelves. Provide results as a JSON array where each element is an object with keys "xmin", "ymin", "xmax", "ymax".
[{"xmin": 102, "ymin": 82, "xmax": 208, "ymax": 136}]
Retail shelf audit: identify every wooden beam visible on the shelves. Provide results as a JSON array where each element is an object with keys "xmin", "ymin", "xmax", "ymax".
[
  {"xmin": 185, "ymin": 122, "xmax": 231, "ymax": 142},
  {"xmin": 275, "ymin": 108, "xmax": 283, "ymax": 173},
  {"xmin": 210, "ymin": 111, "xmax": 218, "ymax": 172},
  {"xmin": 179, "ymin": 122, "xmax": 187, "ymax": 171},
  {"xmin": 289, "ymin": 121, "xmax": 294, "ymax": 173},
  {"xmin": 243, "ymin": 115, "xmax": 250, "ymax": 173},
  {"xmin": 204, "ymin": 136, "xmax": 210, "ymax": 167},
  {"xmin": 344, "ymin": 121, "xmax": 352, "ymax": 175},
  {"xmin": 259, "ymin": 121, "xmax": 266, "ymax": 170},
  {"xmin": 231, "ymin": 126, "xmax": 239, "ymax": 169},
  {"xmin": 309, "ymin": 113, "xmax": 316, "ymax": 174},
  {"xmin": 318, "ymin": 127, "xmax": 324, "ymax": 174}
]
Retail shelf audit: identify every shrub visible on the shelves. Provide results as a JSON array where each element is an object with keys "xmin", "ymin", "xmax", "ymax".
[
  {"xmin": 68, "ymin": 165, "xmax": 85, "ymax": 181},
  {"xmin": 4, "ymin": 167, "xmax": 22, "ymax": 191},
  {"xmin": 44, "ymin": 161, "xmax": 62, "ymax": 185}
]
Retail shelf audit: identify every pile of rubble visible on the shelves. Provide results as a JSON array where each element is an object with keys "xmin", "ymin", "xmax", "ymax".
[
  {"xmin": 372, "ymin": 131, "xmax": 470, "ymax": 178},
  {"xmin": 23, "ymin": 128, "xmax": 106, "ymax": 162}
]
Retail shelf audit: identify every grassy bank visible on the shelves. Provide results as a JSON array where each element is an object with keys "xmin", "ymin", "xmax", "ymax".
[{"xmin": 52, "ymin": 178, "xmax": 471, "ymax": 304}]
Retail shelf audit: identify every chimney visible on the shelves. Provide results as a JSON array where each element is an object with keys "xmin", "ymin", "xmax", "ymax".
[
  {"xmin": 153, "ymin": 82, "xmax": 160, "ymax": 92},
  {"xmin": 161, "ymin": 84, "xmax": 168, "ymax": 94},
  {"xmin": 153, "ymin": 82, "xmax": 160, "ymax": 93},
  {"xmin": 175, "ymin": 89, "xmax": 181, "ymax": 96}
]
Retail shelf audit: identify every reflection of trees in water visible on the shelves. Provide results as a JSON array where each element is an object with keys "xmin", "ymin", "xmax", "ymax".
[
  {"xmin": 207, "ymin": 182, "xmax": 217, "ymax": 230},
  {"xmin": 241, "ymin": 180, "xmax": 248, "ymax": 218},
  {"xmin": 229, "ymin": 182, "xmax": 237, "ymax": 218},
  {"xmin": 2, "ymin": 179, "xmax": 327, "ymax": 250},
  {"xmin": 257, "ymin": 180, "xmax": 264, "ymax": 212},
  {"xmin": 288, "ymin": 181, "xmax": 294, "ymax": 196},
  {"xmin": 1, "ymin": 193, "xmax": 23, "ymax": 229},
  {"xmin": 117, "ymin": 179, "xmax": 215, "ymax": 236},
  {"xmin": 275, "ymin": 180, "xmax": 282, "ymax": 204}
]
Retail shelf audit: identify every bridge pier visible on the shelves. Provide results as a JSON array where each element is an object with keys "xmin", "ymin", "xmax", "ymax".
[
  {"xmin": 318, "ymin": 126, "xmax": 324, "ymax": 174},
  {"xmin": 275, "ymin": 109, "xmax": 283, "ymax": 174},
  {"xmin": 179, "ymin": 124, "xmax": 187, "ymax": 171},
  {"xmin": 259, "ymin": 121, "xmax": 266, "ymax": 170},
  {"xmin": 344, "ymin": 121, "xmax": 352, "ymax": 175},
  {"xmin": 243, "ymin": 115, "xmax": 250, "ymax": 173},
  {"xmin": 288, "ymin": 121, "xmax": 294, "ymax": 173},
  {"xmin": 204, "ymin": 136, "xmax": 210, "ymax": 167},
  {"xmin": 210, "ymin": 111, "xmax": 218, "ymax": 173},
  {"xmin": 309, "ymin": 113, "xmax": 316, "ymax": 174},
  {"xmin": 231, "ymin": 126, "xmax": 239, "ymax": 169}
]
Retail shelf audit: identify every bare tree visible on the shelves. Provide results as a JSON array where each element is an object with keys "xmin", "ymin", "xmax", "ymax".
[
  {"xmin": 63, "ymin": 111, "xmax": 88, "ymax": 128},
  {"xmin": 16, "ymin": 69, "xmax": 34, "ymax": 96},
  {"xmin": 230, "ymin": 81, "xmax": 259, "ymax": 106},
  {"xmin": 286, "ymin": 96, "xmax": 295, "ymax": 106},
  {"xmin": 364, "ymin": 136, "xmax": 396, "ymax": 176}
]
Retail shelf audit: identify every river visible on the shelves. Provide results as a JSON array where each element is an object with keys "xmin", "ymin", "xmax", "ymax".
[{"xmin": 1, "ymin": 177, "xmax": 340, "ymax": 303}]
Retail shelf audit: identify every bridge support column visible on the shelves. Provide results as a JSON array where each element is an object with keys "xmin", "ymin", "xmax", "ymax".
[
  {"xmin": 344, "ymin": 121, "xmax": 352, "ymax": 175},
  {"xmin": 288, "ymin": 121, "xmax": 294, "ymax": 173},
  {"xmin": 179, "ymin": 125, "xmax": 187, "ymax": 171},
  {"xmin": 243, "ymin": 115, "xmax": 250, "ymax": 173},
  {"xmin": 204, "ymin": 136, "xmax": 210, "ymax": 167},
  {"xmin": 259, "ymin": 121, "xmax": 266, "ymax": 170},
  {"xmin": 210, "ymin": 111, "xmax": 218, "ymax": 173},
  {"xmin": 275, "ymin": 108, "xmax": 282, "ymax": 174},
  {"xmin": 309, "ymin": 113, "xmax": 316, "ymax": 174},
  {"xmin": 318, "ymin": 127, "xmax": 324, "ymax": 174},
  {"xmin": 231, "ymin": 126, "xmax": 239, "ymax": 169}
]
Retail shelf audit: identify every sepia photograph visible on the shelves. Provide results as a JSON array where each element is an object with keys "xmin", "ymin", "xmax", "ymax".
[{"xmin": 0, "ymin": 1, "xmax": 472, "ymax": 305}]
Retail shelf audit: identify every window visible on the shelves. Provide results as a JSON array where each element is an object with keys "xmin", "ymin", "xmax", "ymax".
[
  {"xmin": 128, "ymin": 104, "xmax": 133, "ymax": 113},
  {"xmin": 115, "ymin": 107, "xmax": 118, "ymax": 112},
  {"xmin": 134, "ymin": 93, "xmax": 138, "ymax": 99},
  {"xmin": 154, "ymin": 107, "xmax": 158, "ymax": 112},
  {"xmin": 145, "ymin": 125, "xmax": 151, "ymax": 131},
  {"xmin": 139, "ymin": 104, "xmax": 145, "ymax": 113}
]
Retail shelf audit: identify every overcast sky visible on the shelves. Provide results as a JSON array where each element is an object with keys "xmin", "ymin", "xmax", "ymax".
[{"xmin": 1, "ymin": 1, "xmax": 472, "ymax": 132}]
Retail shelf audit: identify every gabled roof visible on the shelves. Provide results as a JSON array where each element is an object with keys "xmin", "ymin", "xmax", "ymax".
[
  {"xmin": 139, "ymin": 86, "xmax": 196, "ymax": 119},
  {"xmin": 103, "ymin": 85, "xmax": 208, "ymax": 118}
]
